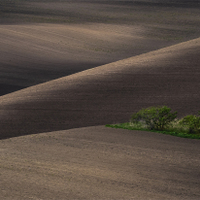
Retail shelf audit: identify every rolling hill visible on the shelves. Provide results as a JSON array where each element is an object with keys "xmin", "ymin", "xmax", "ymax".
[
  {"xmin": 0, "ymin": 37, "xmax": 199, "ymax": 139},
  {"xmin": 1, "ymin": 126, "xmax": 200, "ymax": 199},
  {"xmin": 1, "ymin": 1, "xmax": 200, "ymax": 199}
]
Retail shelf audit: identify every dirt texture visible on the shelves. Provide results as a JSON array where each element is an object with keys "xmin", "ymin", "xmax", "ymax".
[
  {"xmin": 0, "ymin": 1, "xmax": 200, "ymax": 199},
  {"xmin": 0, "ymin": 23, "xmax": 170, "ymax": 96},
  {"xmin": 0, "ymin": 38, "xmax": 200, "ymax": 139},
  {"xmin": 1, "ymin": 0, "xmax": 200, "ymax": 96},
  {"xmin": 1, "ymin": 126, "xmax": 200, "ymax": 200}
]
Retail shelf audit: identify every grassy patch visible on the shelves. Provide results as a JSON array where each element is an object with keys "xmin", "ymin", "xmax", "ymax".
[
  {"xmin": 106, "ymin": 106, "xmax": 200, "ymax": 139},
  {"xmin": 105, "ymin": 122, "xmax": 200, "ymax": 139}
]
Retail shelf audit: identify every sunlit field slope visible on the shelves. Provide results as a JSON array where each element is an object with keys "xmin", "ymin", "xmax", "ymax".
[
  {"xmin": 0, "ymin": 23, "xmax": 170, "ymax": 96},
  {"xmin": 0, "ymin": 38, "xmax": 199, "ymax": 139},
  {"xmin": 1, "ymin": 1, "xmax": 200, "ymax": 199},
  {"xmin": 1, "ymin": 0, "xmax": 200, "ymax": 95},
  {"xmin": 1, "ymin": 126, "xmax": 200, "ymax": 199}
]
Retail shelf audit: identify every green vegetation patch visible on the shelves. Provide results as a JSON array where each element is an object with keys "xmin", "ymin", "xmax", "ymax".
[{"xmin": 106, "ymin": 106, "xmax": 200, "ymax": 139}]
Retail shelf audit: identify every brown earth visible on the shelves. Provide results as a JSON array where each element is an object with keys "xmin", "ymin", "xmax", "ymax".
[
  {"xmin": 1, "ymin": 1, "xmax": 200, "ymax": 199},
  {"xmin": 0, "ymin": 23, "xmax": 171, "ymax": 96},
  {"xmin": 0, "ymin": 37, "xmax": 200, "ymax": 139},
  {"xmin": 1, "ymin": 0, "xmax": 200, "ymax": 96},
  {"xmin": 1, "ymin": 126, "xmax": 200, "ymax": 200}
]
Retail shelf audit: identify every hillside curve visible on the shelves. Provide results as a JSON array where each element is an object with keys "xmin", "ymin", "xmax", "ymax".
[
  {"xmin": 0, "ymin": 38, "xmax": 200, "ymax": 139},
  {"xmin": 1, "ymin": 126, "xmax": 200, "ymax": 199}
]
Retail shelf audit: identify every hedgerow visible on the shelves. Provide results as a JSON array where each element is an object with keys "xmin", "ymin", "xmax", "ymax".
[{"xmin": 106, "ymin": 106, "xmax": 200, "ymax": 139}]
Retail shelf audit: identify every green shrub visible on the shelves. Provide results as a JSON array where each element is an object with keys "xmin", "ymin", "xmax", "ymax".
[
  {"xmin": 179, "ymin": 112, "xmax": 200, "ymax": 134},
  {"xmin": 131, "ymin": 106, "xmax": 177, "ymax": 131},
  {"xmin": 166, "ymin": 119, "xmax": 188, "ymax": 133}
]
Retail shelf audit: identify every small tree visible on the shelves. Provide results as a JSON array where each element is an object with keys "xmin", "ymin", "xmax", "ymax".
[
  {"xmin": 131, "ymin": 106, "xmax": 177, "ymax": 131},
  {"xmin": 179, "ymin": 111, "xmax": 200, "ymax": 134}
]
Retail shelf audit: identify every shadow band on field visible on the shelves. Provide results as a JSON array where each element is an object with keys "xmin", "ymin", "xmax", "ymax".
[
  {"xmin": 96, "ymin": 0, "xmax": 200, "ymax": 8},
  {"xmin": 0, "ymin": 38, "xmax": 199, "ymax": 140},
  {"xmin": 0, "ymin": 62, "xmax": 103, "ymax": 96}
]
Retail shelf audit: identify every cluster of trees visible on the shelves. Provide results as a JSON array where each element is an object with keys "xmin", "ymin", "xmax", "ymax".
[{"xmin": 131, "ymin": 106, "xmax": 200, "ymax": 134}]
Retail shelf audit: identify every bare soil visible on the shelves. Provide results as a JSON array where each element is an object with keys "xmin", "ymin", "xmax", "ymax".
[
  {"xmin": 0, "ymin": 23, "xmax": 170, "ymax": 96},
  {"xmin": 0, "ymin": 38, "xmax": 200, "ymax": 139},
  {"xmin": 1, "ymin": 126, "xmax": 200, "ymax": 199},
  {"xmin": 0, "ymin": 1, "xmax": 200, "ymax": 199},
  {"xmin": 1, "ymin": 0, "xmax": 200, "ymax": 95}
]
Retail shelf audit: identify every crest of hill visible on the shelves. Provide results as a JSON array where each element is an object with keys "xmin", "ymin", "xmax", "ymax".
[{"xmin": 0, "ymin": 38, "xmax": 200, "ymax": 139}]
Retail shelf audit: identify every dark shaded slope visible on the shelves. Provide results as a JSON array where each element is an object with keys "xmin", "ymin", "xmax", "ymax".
[
  {"xmin": 0, "ymin": 38, "xmax": 199, "ymax": 139},
  {"xmin": 1, "ymin": 0, "xmax": 200, "ymax": 24},
  {"xmin": 1, "ymin": 0, "xmax": 200, "ymax": 96},
  {"xmin": 0, "ymin": 23, "xmax": 170, "ymax": 96}
]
